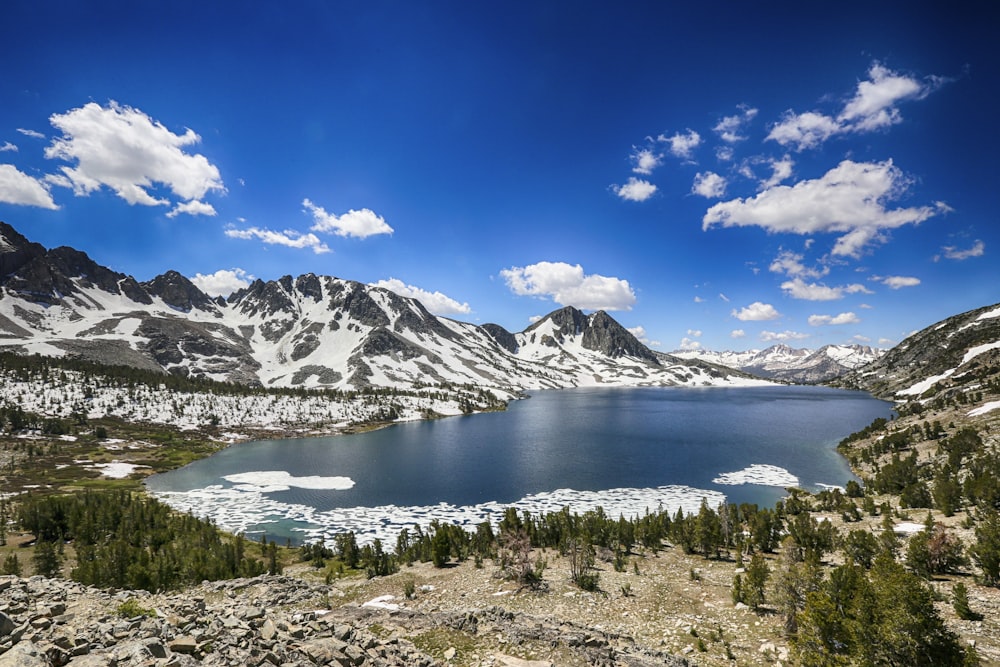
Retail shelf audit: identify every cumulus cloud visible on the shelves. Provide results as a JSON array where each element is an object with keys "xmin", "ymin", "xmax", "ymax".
[
  {"xmin": 0, "ymin": 142, "xmax": 17, "ymax": 153},
  {"xmin": 730, "ymin": 329, "xmax": 746, "ymax": 339},
  {"xmin": 767, "ymin": 62, "xmax": 944, "ymax": 151},
  {"xmin": 703, "ymin": 160, "xmax": 946, "ymax": 257},
  {"xmin": 302, "ymin": 198, "xmax": 393, "ymax": 238},
  {"xmin": 189, "ymin": 268, "xmax": 254, "ymax": 297},
  {"xmin": 631, "ymin": 147, "xmax": 662, "ymax": 175},
  {"xmin": 781, "ymin": 277, "xmax": 872, "ymax": 301},
  {"xmin": 628, "ymin": 326, "xmax": 661, "ymax": 348},
  {"xmin": 0, "ymin": 164, "xmax": 59, "ymax": 209},
  {"xmin": 44, "ymin": 101, "xmax": 224, "ymax": 208},
  {"xmin": 613, "ymin": 177, "xmax": 657, "ymax": 202},
  {"xmin": 768, "ymin": 250, "xmax": 828, "ymax": 279},
  {"xmin": 659, "ymin": 129, "xmax": 701, "ymax": 159},
  {"xmin": 808, "ymin": 312, "xmax": 861, "ymax": 326},
  {"xmin": 714, "ymin": 105, "xmax": 758, "ymax": 143},
  {"xmin": 371, "ymin": 278, "xmax": 471, "ymax": 315},
  {"xmin": 500, "ymin": 261, "xmax": 637, "ymax": 311},
  {"xmin": 760, "ymin": 330, "xmax": 810, "ymax": 342},
  {"xmin": 937, "ymin": 240, "xmax": 985, "ymax": 261},
  {"xmin": 224, "ymin": 225, "xmax": 330, "ymax": 254},
  {"xmin": 166, "ymin": 200, "xmax": 217, "ymax": 218},
  {"xmin": 878, "ymin": 275, "xmax": 921, "ymax": 289},
  {"xmin": 691, "ymin": 171, "xmax": 726, "ymax": 198},
  {"xmin": 731, "ymin": 301, "xmax": 781, "ymax": 321},
  {"xmin": 759, "ymin": 155, "xmax": 794, "ymax": 189},
  {"xmin": 678, "ymin": 337, "xmax": 702, "ymax": 351}
]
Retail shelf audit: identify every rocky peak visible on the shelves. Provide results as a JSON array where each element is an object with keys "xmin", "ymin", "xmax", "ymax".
[
  {"xmin": 582, "ymin": 310, "xmax": 659, "ymax": 363},
  {"xmin": 0, "ymin": 221, "xmax": 46, "ymax": 278},
  {"xmin": 481, "ymin": 323, "xmax": 519, "ymax": 354},
  {"xmin": 143, "ymin": 270, "xmax": 215, "ymax": 312},
  {"xmin": 2, "ymin": 245, "xmax": 126, "ymax": 305}
]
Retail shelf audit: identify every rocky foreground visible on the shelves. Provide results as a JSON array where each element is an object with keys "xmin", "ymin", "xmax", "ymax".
[{"xmin": 0, "ymin": 573, "xmax": 690, "ymax": 667}]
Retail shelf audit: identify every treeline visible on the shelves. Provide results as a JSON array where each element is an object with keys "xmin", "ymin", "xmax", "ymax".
[
  {"xmin": 0, "ymin": 350, "xmax": 504, "ymax": 407},
  {"xmin": 14, "ymin": 491, "xmax": 273, "ymax": 591}
]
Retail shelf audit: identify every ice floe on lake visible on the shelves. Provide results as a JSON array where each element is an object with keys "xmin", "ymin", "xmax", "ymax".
[
  {"xmin": 148, "ymin": 481, "xmax": 726, "ymax": 547},
  {"xmin": 712, "ymin": 464, "xmax": 799, "ymax": 488},
  {"xmin": 222, "ymin": 470, "xmax": 355, "ymax": 492}
]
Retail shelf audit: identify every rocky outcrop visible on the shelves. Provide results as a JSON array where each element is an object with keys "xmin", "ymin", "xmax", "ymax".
[{"xmin": 0, "ymin": 575, "xmax": 689, "ymax": 667}]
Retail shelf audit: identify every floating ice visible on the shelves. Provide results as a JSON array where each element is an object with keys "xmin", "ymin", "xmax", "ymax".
[
  {"xmin": 222, "ymin": 470, "xmax": 355, "ymax": 491},
  {"xmin": 148, "ymin": 482, "xmax": 726, "ymax": 547},
  {"xmin": 712, "ymin": 464, "xmax": 798, "ymax": 488}
]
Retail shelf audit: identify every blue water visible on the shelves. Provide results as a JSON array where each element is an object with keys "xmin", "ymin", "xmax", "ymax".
[{"xmin": 146, "ymin": 385, "xmax": 891, "ymax": 544}]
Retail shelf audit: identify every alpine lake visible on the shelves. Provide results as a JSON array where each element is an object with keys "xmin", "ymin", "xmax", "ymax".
[{"xmin": 145, "ymin": 385, "xmax": 893, "ymax": 546}]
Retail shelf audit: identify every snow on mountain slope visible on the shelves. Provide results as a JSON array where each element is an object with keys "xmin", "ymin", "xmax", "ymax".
[
  {"xmin": 674, "ymin": 344, "xmax": 884, "ymax": 383},
  {"xmin": 0, "ymin": 222, "xmax": 763, "ymax": 395}
]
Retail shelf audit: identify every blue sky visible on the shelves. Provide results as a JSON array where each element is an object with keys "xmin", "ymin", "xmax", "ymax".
[{"xmin": 0, "ymin": 1, "xmax": 996, "ymax": 352}]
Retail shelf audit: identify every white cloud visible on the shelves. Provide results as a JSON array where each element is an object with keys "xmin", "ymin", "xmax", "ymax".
[
  {"xmin": 0, "ymin": 164, "xmax": 59, "ymax": 209},
  {"xmin": 703, "ymin": 160, "xmax": 946, "ymax": 257},
  {"xmin": 659, "ymin": 129, "xmax": 701, "ymax": 159},
  {"xmin": 760, "ymin": 330, "xmax": 810, "ymax": 342},
  {"xmin": 838, "ymin": 63, "xmax": 931, "ymax": 132},
  {"xmin": 767, "ymin": 62, "xmax": 943, "ymax": 151},
  {"xmin": 0, "ymin": 142, "xmax": 17, "ymax": 153},
  {"xmin": 715, "ymin": 146, "xmax": 735, "ymax": 162},
  {"xmin": 302, "ymin": 198, "xmax": 393, "ymax": 239},
  {"xmin": 224, "ymin": 225, "xmax": 331, "ymax": 254},
  {"xmin": 938, "ymin": 240, "xmax": 985, "ymax": 261},
  {"xmin": 189, "ymin": 268, "xmax": 254, "ymax": 297},
  {"xmin": 718, "ymin": 293, "xmax": 730, "ymax": 302},
  {"xmin": 631, "ymin": 147, "xmax": 662, "ymax": 175},
  {"xmin": 766, "ymin": 111, "xmax": 840, "ymax": 151},
  {"xmin": 166, "ymin": 200, "xmax": 217, "ymax": 218},
  {"xmin": 678, "ymin": 337, "xmax": 702, "ymax": 351},
  {"xmin": 500, "ymin": 261, "xmax": 636, "ymax": 311},
  {"xmin": 628, "ymin": 325, "xmax": 661, "ymax": 348},
  {"xmin": 687, "ymin": 329, "xmax": 703, "ymax": 337},
  {"xmin": 614, "ymin": 177, "xmax": 657, "ymax": 202},
  {"xmin": 808, "ymin": 312, "xmax": 861, "ymax": 326},
  {"xmin": 17, "ymin": 128, "xmax": 45, "ymax": 139},
  {"xmin": 691, "ymin": 171, "xmax": 726, "ymax": 198},
  {"xmin": 693, "ymin": 296, "xmax": 705, "ymax": 303},
  {"xmin": 371, "ymin": 278, "xmax": 471, "ymax": 315},
  {"xmin": 768, "ymin": 249, "xmax": 828, "ymax": 279},
  {"xmin": 44, "ymin": 101, "xmax": 224, "ymax": 208},
  {"xmin": 730, "ymin": 329, "xmax": 746, "ymax": 339},
  {"xmin": 759, "ymin": 155, "xmax": 794, "ymax": 189},
  {"xmin": 781, "ymin": 277, "xmax": 872, "ymax": 301},
  {"xmin": 714, "ymin": 106, "xmax": 758, "ymax": 143},
  {"xmin": 878, "ymin": 275, "xmax": 921, "ymax": 289},
  {"xmin": 732, "ymin": 301, "xmax": 781, "ymax": 321}
]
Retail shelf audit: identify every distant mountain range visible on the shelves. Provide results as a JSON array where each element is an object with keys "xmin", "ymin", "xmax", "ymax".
[
  {"xmin": 0, "ymin": 222, "xmax": 758, "ymax": 393},
  {"xmin": 672, "ymin": 344, "xmax": 885, "ymax": 384}
]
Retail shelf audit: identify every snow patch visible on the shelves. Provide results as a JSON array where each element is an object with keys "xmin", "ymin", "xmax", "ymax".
[
  {"xmin": 712, "ymin": 464, "xmax": 799, "ymax": 488},
  {"xmin": 222, "ymin": 470, "xmax": 355, "ymax": 492},
  {"xmin": 969, "ymin": 400, "xmax": 1000, "ymax": 417},
  {"xmin": 92, "ymin": 461, "xmax": 149, "ymax": 479},
  {"xmin": 897, "ymin": 368, "xmax": 955, "ymax": 397}
]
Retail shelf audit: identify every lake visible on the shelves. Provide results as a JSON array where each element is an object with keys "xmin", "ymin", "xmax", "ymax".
[{"xmin": 145, "ymin": 385, "xmax": 892, "ymax": 545}]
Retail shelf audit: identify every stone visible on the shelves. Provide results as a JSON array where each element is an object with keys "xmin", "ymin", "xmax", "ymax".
[
  {"xmin": 0, "ymin": 641, "xmax": 47, "ymax": 667},
  {"xmin": 169, "ymin": 636, "xmax": 198, "ymax": 654}
]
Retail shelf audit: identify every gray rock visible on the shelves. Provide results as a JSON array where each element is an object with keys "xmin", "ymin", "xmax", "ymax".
[{"xmin": 0, "ymin": 641, "xmax": 47, "ymax": 667}]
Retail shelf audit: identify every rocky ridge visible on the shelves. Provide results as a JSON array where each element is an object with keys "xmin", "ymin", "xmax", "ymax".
[{"xmin": 0, "ymin": 222, "xmax": 754, "ymax": 394}]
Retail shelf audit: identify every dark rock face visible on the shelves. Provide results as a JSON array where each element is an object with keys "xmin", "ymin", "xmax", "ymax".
[
  {"xmin": 142, "ymin": 271, "xmax": 215, "ymax": 312},
  {"xmin": 0, "ymin": 221, "xmax": 46, "ymax": 278},
  {"xmin": 481, "ymin": 323, "xmax": 518, "ymax": 354},
  {"xmin": 583, "ymin": 311, "xmax": 658, "ymax": 363}
]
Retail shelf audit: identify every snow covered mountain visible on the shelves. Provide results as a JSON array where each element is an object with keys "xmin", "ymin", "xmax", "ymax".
[
  {"xmin": 0, "ymin": 222, "xmax": 759, "ymax": 394},
  {"xmin": 672, "ymin": 344, "xmax": 884, "ymax": 383},
  {"xmin": 835, "ymin": 301, "xmax": 1000, "ymax": 401}
]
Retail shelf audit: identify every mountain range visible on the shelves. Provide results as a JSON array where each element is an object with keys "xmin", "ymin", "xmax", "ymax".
[
  {"xmin": 672, "ymin": 344, "xmax": 885, "ymax": 384},
  {"xmin": 0, "ymin": 222, "xmax": 756, "ymax": 394}
]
